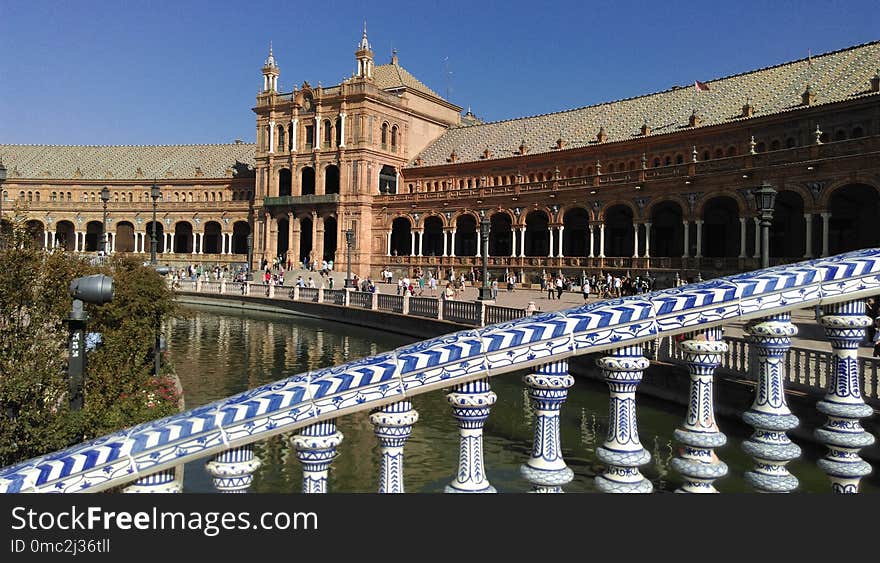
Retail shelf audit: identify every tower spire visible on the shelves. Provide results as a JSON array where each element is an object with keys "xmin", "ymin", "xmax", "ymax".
[
  {"xmin": 355, "ymin": 22, "xmax": 374, "ymax": 79},
  {"xmin": 262, "ymin": 41, "xmax": 279, "ymax": 92}
]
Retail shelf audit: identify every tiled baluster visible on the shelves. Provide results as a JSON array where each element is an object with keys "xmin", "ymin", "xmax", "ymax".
[
  {"xmin": 291, "ymin": 420, "xmax": 343, "ymax": 493},
  {"xmin": 122, "ymin": 468, "xmax": 181, "ymax": 493},
  {"xmin": 445, "ymin": 378, "xmax": 497, "ymax": 493},
  {"xmin": 595, "ymin": 345, "xmax": 652, "ymax": 493},
  {"xmin": 371, "ymin": 400, "xmax": 419, "ymax": 494},
  {"xmin": 672, "ymin": 328, "xmax": 729, "ymax": 493},
  {"xmin": 816, "ymin": 300, "xmax": 875, "ymax": 493},
  {"xmin": 205, "ymin": 445, "xmax": 261, "ymax": 493},
  {"xmin": 520, "ymin": 360, "xmax": 575, "ymax": 493},
  {"xmin": 742, "ymin": 313, "xmax": 801, "ymax": 493}
]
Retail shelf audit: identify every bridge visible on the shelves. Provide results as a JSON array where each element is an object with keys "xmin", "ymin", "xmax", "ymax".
[{"xmin": 1, "ymin": 248, "xmax": 879, "ymax": 493}]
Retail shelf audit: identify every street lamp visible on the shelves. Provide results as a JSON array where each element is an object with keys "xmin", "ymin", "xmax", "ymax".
[
  {"xmin": 150, "ymin": 182, "xmax": 160, "ymax": 265},
  {"xmin": 99, "ymin": 186, "xmax": 110, "ymax": 255},
  {"xmin": 753, "ymin": 181, "xmax": 777, "ymax": 269},
  {"xmin": 0, "ymin": 159, "xmax": 6, "ymax": 249},
  {"xmin": 344, "ymin": 228, "xmax": 355, "ymax": 288},
  {"xmin": 477, "ymin": 209, "xmax": 493, "ymax": 301},
  {"xmin": 246, "ymin": 203, "xmax": 254, "ymax": 280}
]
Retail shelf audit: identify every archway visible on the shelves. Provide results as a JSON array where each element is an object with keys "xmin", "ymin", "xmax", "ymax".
[
  {"xmin": 299, "ymin": 216, "xmax": 313, "ymax": 263},
  {"xmin": 702, "ymin": 197, "xmax": 740, "ymax": 257},
  {"xmin": 275, "ymin": 218, "xmax": 289, "ymax": 257},
  {"xmin": 55, "ymin": 220, "xmax": 75, "ymax": 251},
  {"xmin": 325, "ymin": 165, "xmax": 340, "ymax": 195},
  {"xmin": 85, "ymin": 221, "xmax": 103, "ymax": 252},
  {"xmin": 174, "ymin": 222, "xmax": 193, "ymax": 254},
  {"xmin": 829, "ymin": 184, "xmax": 880, "ymax": 254},
  {"xmin": 770, "ymin": 191, "xmax": 805, "ymax": 258},
  {"xmin": 301, "ymin": 167, "xmax": 315, "ymax": 196},
  {"xmin": 562, "ymin": 207, "xmax": 589, "ymax": 257},
  {"xmin": 278, "ymin": 169, "xmax": 292, "ymax": 197},
  {"xmin": 649, "ymin": 201, "xmax": 684, "ymax": 257},
  {"xmin": 379, "ymin": 165, "xmax": 397, "ymax": 194},
  {"xmin": 143, "ymin": 221, "xmax": 165, "ymax": 254},
  {"xmin": 524, "ymin": 211, "xmax": 549, "ymax": 256},
  {"xmin": 323, "ymin": 217, "xmax": 337, "ymax": 262},
  {"xmin": 232, "ymin": 221, "xmax": 250, "ymax": 254},
  {"xmin": 455, "ymin": 215, "xmax": 477, "ymax": 256},
  {"xmin": 423, "ymin": 216, "xmax": 444, "ymax": 256},
  {"xmin": 390, "ymin": 217, "xmax": 412, "ymax": 256},
  {"xmin": 116, "ymin": 221, "xmax": 136, "ymax": 253},
  {"xmin": 604, "ymin": 205, "xmax": 633, "ymax": 257},
  {"xmin": 203, "ymin": 221, "xmax": 222, "ymax": 254},
  {"xmin": 489, "ymin": 213, "xmax": 512, "ymax": 256}
]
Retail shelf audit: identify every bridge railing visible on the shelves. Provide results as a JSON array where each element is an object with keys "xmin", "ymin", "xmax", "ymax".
[{"xmin": 3, "ymin": 248, "xmax": 880, "ymax": 494}]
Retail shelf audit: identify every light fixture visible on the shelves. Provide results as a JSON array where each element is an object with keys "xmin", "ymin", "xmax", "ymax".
[
  {"xmin": 634, "ymin": 185, "xmax": 642, "ymax": 190},
  {"xmin": 806, "ymin": 166, "xmax": 814, "ymax": 171},
  {"xmin": 590, "ymin": 189, "xmax": 597, "ymax": 194},
  {"xmin": 742, "ymin": 173, "xmax": 750, "ymax": 179}
]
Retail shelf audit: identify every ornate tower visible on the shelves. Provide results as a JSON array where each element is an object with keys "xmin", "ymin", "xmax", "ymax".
[
  {"xmin": 355, "ymin": 23, "xmax": 374, "ymax": 79},
  {"xmin": 262, "ymin": 43, "xmax": 279, "ymax": 92}
]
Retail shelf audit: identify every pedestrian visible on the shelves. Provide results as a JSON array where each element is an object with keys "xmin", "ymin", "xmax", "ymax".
[
  {"xmin": 491, "ymin": 279, "xmax": 499, "ymax": 300},
  {"xmin": 582, "ymin": 279, "xmax": 590, "ymax": 302},
  {"xmin": 546, "ymin": 277, "xmax": 555, "ymax": 300},
  {"xmin": 556, "ymin": 276, "xmax": 564, "ymax": 300}
]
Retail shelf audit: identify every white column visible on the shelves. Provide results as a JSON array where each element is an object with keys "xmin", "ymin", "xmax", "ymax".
[
  {"xmin": 134, "ymin": 232, "xmax": 139, "ymax": 253},
  {"xmin": 290, "ymin": 118, "xmax": 298, "ymax": 152},
  {"xmin": 338, "ymin": 113, "xmax": 346, "ymax": 148},
  {"xmin": 49, "ymin": 231, "xmax": 56, "ymax": 249},
  {"xmin": 695, "ymin": 220, "xmax": 703, "ymax": 258},
  {"xmin": 804, "ymin": 214, "xmax": 813, "ymax": 258},
  {"xmin": 314, "ymin": 115, "xmax": 321, "ymax": 149},
  {"xmin": 417, "ymin": 231, "xmax": 423, "ymax": 257},
  {"xmin": 644, "ymin": 222, "xmax": 651, "ymax": 258},
  {"xmin": 821, "ymin": 212, "xmax": 830, "ymax": 257},
  {"xmin": 682, "ymin": 220, "xmax": 690, "ymax": 258},
  {"xmin": 268, "ymin": 120, "xmax": 275, "ymax": 154},
  {"xmin": 548, "ymin": 227, "xmax": 555, "ymax": 258},
  {"xmin": 519, "ymin": 227, "xmax": 526, "ymax": 257},
  {"xmin": 739, "ymin": 217, "xmax": 747, "ymax": 258},
  {"xmin": 588, "ymin": 225, "xmax": 595, "ymax": 258},
  {"xmin": 753, "ymin": 217, "xmax": 761, "ymax": 259},
  {"xmin": 43, "ymin": 231, "xmax": 48, "ymax": 249},
  {"xmin": 451, "ymin": 229, "xmax": 457, "ymax": 257},
  {"xmin": 169, "ymin": 233, "xmax": 175, "ymax": 253},
  {"xmin": 227, "ymin": 233, "xmax": 233, "ymax": 254},
  {"xmin": 111, "ymin": 233, "xmax": 116, "ymax": 253},
  {"xmin": 199, "ymin": 233, "xmax": 205, "ymax": 254},
  {"xmin": 632, "ymin": 223, "xmax": 640, "ymax": 258},
  {"xmin": 442, "ymin": 230, "xmax": 448, "ymax": 257},
  {"xmin": 73, "ymin": 231, "xmax": 79, "ymax": 252},
  {"xmin": 410, "ymin": 231, "xmax": 415, "ymax": 256},
  {"xmin": 221, "ymin": 232, "xmax": 226, "ymax": 255},
  {"xmin": 387, "ymin": 231, "xmax": 392, "ymax": 256},
  {"xmin": 557, "ymin": 225, "xmax": 564, "ymax": 258},
  {"xmin": 191, "ymin": 232, "xmax": 196, "ymax": 254},
  {"xmin": 598, "ymin": 224, "xmax": 605, "ymax": 258}
]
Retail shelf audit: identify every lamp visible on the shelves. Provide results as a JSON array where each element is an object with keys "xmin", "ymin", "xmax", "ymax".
[
  {"xmin": 477, "ymin": 209, "xmax": 493, "ymax": 301},
  {"xmin": 150, "ymin": 182, "xmax": 161, "ymax": 265},
  {"xmin": 752, "ymin": 181, "xmax": 777, "ymax": 269},
  {"xmin": 345, "ymin": 228, "xmax": 355, "ymax": 288},
  {"xmin": 99, "ymin": 186, "xmax": 110, "ymax": 255},
  {"xmin": 0, "ymin": 160, "xmax": 6, "ymax": 249}
]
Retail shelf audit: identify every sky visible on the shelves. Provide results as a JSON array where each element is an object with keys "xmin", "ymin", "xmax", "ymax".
[{"xmin": 1, "ymin": 0, "xmax": 877, "ymax": 146}]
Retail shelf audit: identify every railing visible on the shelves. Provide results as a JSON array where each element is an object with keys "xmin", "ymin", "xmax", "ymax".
[
  {"xmin": 485, "ymin": 304, "xmax": 527, "ymax": 325},
  {"xmin": 298, "ymin": 287, "xmax": 319, "ymax": 302},
  {"xmin": 349, "ymin": 291, "xmax": 372, "ymax": 309},
  {"xmin": 263, "ymin": 194, "xmax": 340, "ymax": 207},
  {"xmin": 442, "ymin": 299, "xmax": 480, "ymax": 325},
  {"xmin": 408, "ymin": 296, "xmax": 438, "ymax": 318},
  {"xmin": 377, "ymin": 294, "xmax": 404, "ymax": 313},
  {"xmin": 3, "ymin": 248, "xmax": 880, "ymax": 494},
  {"xmin": 323, "ymin": 289, "xmax": 346, "ymax": 305}
]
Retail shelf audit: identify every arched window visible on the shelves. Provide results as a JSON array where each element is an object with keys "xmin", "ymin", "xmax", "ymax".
[
  {"xmin": 391, "ymin": 125, "xmax": 398, "ymax": 150},
  {"xmin": 19, "ymin": 191, "xmax": 25, "ymax": 200},
  {"xmin": 67, "ymin": 192, "xmax": 72, "ymax": 201},
  {"xmin": 852, "ymin": 126, "xmax": 864, "ymax": 138},
  {"xmin": 323, "ymin": 120, "xmax": 331, "ymax": 148},
  {"xmin": 335, "ymin": 117, "xmax": 342, "ymax": 146},
  {"xmin": 277, "ymin": 125, "xmax": 285, "ymax": 151},
  {"xmin": 381, "ymin": 122, "xmax": 388, "ymax": 148},
  {"xmin": 703, "ymin": 150, "xmax": 711, "ymax": 161},
  {"xmin": 664, "ymin": 156, "xmax": 672, "ymax": 166},
  {"xmin": 35, "ymin": 192, "xmax": 40, "ymax": 202},
  {"xmin": 26, "ymin": 191, "xmax": 32, "ymax": 202},
  {"xmin": 51, "ymin": 192, "xmax": 57, "ymax": 201}
]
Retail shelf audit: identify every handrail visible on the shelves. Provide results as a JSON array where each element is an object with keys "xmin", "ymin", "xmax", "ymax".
[{"xmin": 2, "ymin": 248, "xmax": 880, "ymax": 493}]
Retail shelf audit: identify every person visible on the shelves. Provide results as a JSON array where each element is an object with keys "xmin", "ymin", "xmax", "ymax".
[
  {"xmin": 444, "ymin": 283, "xmax": 456, "ymax": 300},
  {"xmin": 308, "ymin": 277, "xmax": 315, "ymax": 288},
  {"xmin": 491, "ymin": 279, "xmax": 499, "ymax": 300},
  {"xmin": 556, "ymin": 276, "xmax": 564, "ymax": 300},
  {"xmin": 547, "ymin": 277, "xmax": 555, "ymax": 300},
  {"xmin": 582, "ymin": 279, "xmax": 590, "ymax": 302},
  {"xmin": 328, "ymin": 276, "xmax": 334, "ymax": 289},
  {"xmin": 429, "ymin": 276, "xmax": 437, "ymax": 296}
]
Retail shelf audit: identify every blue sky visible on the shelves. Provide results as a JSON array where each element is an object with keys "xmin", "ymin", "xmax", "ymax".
[{"xmin": 1, "ymin": 0, "xmax": 877, "ymax": 145}]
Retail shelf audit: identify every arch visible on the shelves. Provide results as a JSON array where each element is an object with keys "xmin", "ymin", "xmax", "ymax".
[
  {"xmin": 769, "ymin": 190, "xmax": 805, "ymax": 258},
  {"xmin": 322, "ymin": 216, "xmax": 337, "ymax": 262},
  {"xmin": 298, "ymin": 216, "xmax": 313, "ymax": 263},
  {"xmin": 489, "ymin": 212, "xmax": 513, "ymax": 256},
  {"xmin": 649, "ymin": 201, "xmax": 684, "ymax": 257},
  {"xmin": 145, "ymin": 221, "xmax": 165, "ymax": 254},
  {"xmin": 454, "ymin": 214, "xmax": 478, "ymax": 256},
  {"xmin": 381, "ymin": 122, "xmax": 389, "ymax": 147},
  {"xmin": 390, "ymin": 217, "xmax": 412, "ymax": 256},
  {"xmin": 301, "ymin": 167, "xmax": 316, "ymax": 196},
  {"xmin": 203, "ymin": 221, "xmax": 222, "ymax": 254},
  {"xmin": 391, "ymin": 125, "xmax": 398, "ymax": 151},
  {"xmin": 561, "ymin": 207, "xmax": 589, "ymax": 257},
  {"xmin": 379, "ymin": 165, "xmax": 397, "ymax": 194},
  {"xmin": 828, "ymin": 183, "xmax": 880, "ymax": 254},
  {"xmin": 423, "ymin": 216, "xmax": 444, "ymax": 256},
  {"xmin": 174, "ymin": 222, "xmax": 194, "ymax": 254},
  {"xmin": 701, "ymin": 196, "xmax": 740, "ymax": 258},
  {"xmin": 275, "ymin": 217, "xmax": 289, "ymax": 258},
  {"xmin": 232, "ymin": 221, "xmax": 250, "ymax": 254},
  {"xmin": 85, "ymin": 221, "xmax": 103, "ymax": 252},
  {"xmin": 278, "ymin": 168, "xmax": 292, "ymax": 197},
  {"xmin": 115, "ymin": 221, "xmax": 136, "ymax": 253},
  {"xmin": 55, "ymin": 220, "xmax": 76, "ymax": 251},
  {"xmin": 25, "ymin": 220, "xmax": 44, "ymax": 249},
  {"xmin": 599, "ymin": 200, "xmax": 639, "ymax": 221},
  {"xmin": 524, "ymin": 210, "xmax": 550, "ymax": 257},
  {"xmin": 604, "ymin": 204, "xmax": 634, "ymax": 257},
  {"xmin": 324, "ymin": 164, "xmax": 340, "ymax": 194}
]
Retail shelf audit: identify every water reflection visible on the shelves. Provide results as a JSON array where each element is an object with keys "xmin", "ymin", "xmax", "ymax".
[{"xmin": 167, "ymin": 305, "xmax": 878, "ymax": 493}]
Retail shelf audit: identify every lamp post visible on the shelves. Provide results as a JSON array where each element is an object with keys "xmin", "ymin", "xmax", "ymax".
[
  {"xmin": 99, "ymin": 186, "xmax": 110, "ymax": 255},
  {"xmin": 245, "ymin": 203, "xmax": 254, "ymax": 280},
  {"xmin": 478, "ymin": 210, "xmax": 493, "ymax": 301},
  {"xmin": 150, "ymin": 182, "xmax": 160, "ymax": 265},
  {"xmin": 345, "ymin": 228, "xmax": 355, "ymax": 288},
  {"xmin": 753, "ymin": 181, "xmax": 777, "ymax": 269},
  {"xmin": 0, "ymin": 160, "xmax": 6, "ymax": 249}
]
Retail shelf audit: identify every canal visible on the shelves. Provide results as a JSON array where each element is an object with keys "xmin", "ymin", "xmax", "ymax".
[{"xmin": 167, "ymin": 305, "xmax": 879, "ymax": 493}]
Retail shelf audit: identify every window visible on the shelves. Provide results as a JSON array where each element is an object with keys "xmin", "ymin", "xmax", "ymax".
[
  {"xmin": 305, "ymin": 125, "xmax": 314, "ymax": 149},
  {"xmin": 381, "ymin": 122, "xmax": 388, "ymax": 148},
  {"xmin": 852, "ymin": 126, "xmax": 864, "ymax": 138},
  {"xmin": 391, "ymin": 125, "xmax": 398, "ymax": 151},
  {"xmin": 756, "ymin": 142, "xmax": 766, "ymax": 152},
  {"xmin": 323, "ymin": 120, "xmax": 332, "ymax": 148},
  {"xmin": 703, "ymin": 150, "xmax": 711, "ymax": 161},
  {"xmin": 51, "ymin": 192, "xmax": 57, "ymax": 201}
]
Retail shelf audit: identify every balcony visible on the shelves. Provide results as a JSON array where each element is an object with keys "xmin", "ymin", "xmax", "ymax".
[{"xmin": 263, "ymin": 194, "xmax": 340, "ymax": 207}]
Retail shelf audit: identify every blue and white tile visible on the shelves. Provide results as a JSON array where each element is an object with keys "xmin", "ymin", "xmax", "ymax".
[
  {"xmin": 125, "ymin": 402, "xmax": 228, "ymax": 457},
  {"xmin": 32, "ymin": 458, "xmax": 138, "ymax": 493},
  {"xmin": 309, "ymin": 353, "xmax": 404, "ymax": 417},
  {"xmin": 480, "ymin": 313, "xmax": 578, "ymax": 373},
  {"xmin": 562, "ymin": 297, "xmax": 658, "ymax": 352},
  {"xmin": 648, "ymin": 283, "xmax": 739, "ymax": 333},
  {"xmin": 397, "ymin": 331, "xmax": 487, "ymax": 393},
  {"xmin": 215, "ymin": 374, "xmax": 314, "ymax": 431}
]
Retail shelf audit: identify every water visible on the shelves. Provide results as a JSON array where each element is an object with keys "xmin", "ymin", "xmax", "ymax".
[{"xmin": 167, "ymin": 305, "xmax": 879, "ymax": 493}]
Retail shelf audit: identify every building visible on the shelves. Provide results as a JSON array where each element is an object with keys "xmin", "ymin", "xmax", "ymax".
[{"xmin": 1, "ymin": 32, "xmax": 879, "ymax": 284}]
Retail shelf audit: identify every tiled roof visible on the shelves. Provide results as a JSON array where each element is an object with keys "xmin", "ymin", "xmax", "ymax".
[
  {"xmin": 0, "ymin": 143, "xmax": 256, "ymax": 181},
  {"xmin": 373, "ymin": 63, "xmax": 444, "ymax": 100},
  {"xmin": 412, "ymin": 41, "xmax": 880, "ymax": 167}
]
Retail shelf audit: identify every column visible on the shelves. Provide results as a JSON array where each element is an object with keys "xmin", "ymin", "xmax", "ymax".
[
  {"xmin": 739, "ymin": 217, "xmax": 747, "ymax": 258},
  {"xmin": 410, "ymin": 231, "xmax": 416, "ymax": 256},
  {"xmin": 387, "ymin": 231, "xmax": 393, "ymax": 256},
  {"xmin": 442, "ymin": 230, "xmax": 448, "ymax": 257},
  {"xmin": 168, "ymin": 233, "xmax": 175, "ymax": 253},
  {"xmin": 370, "ymin": 400, "xmax": 419, "ymax": 493},
  {"xmin": 548, "ymin": 227, "xmax": 555, "ymax": 258},
  {"xmin": 557, "ymin": 225, "xmax": 564, "ymax": 258},
  {"xmin": 803, "ymin": 214, "xmax": 813, "ymax": 258},
  {"xmin": 816, "ymin": 300, "xmax": 875, "ymax": 493},
  {"xmin": 519, "ymin": 227, "xmax": 526, "ymax": 257},
  {"xmin": 291, "ymin": 420, "xmax": 343, "ymax": 493},
  {"xmin": 122, "ymin": 469, "xmax": 181, "ymax": 493},
  {"xmin": 520, "ymin": 360, "xmax": 575, "ymax": 493},
  {"xmin": 43, "ymin": 231, "xmax": 48, "ymax": 249},
  {"xmin": 197, "ymin": 232, "xmax": 204, "ymax": 254},
  {"xmin": 315, "ymin": 220, "xmax": 325, "ymax": 263},
  {"xmin": 417, "ymin": 230, "xmax": 423, "ymax": 257},
  {"xmin": 268, "ymin": 120, "xmax": 275, "ymax": 154},
  {"xmin": 598, "ymin": 224, "xmax": 606, "ymax": 258},
  {"xmin": 205, "ymin": 446, "xmax": 261, "ymax": 493},
  {"xmin": 643, "ymin": 222, "xmax": 651, "ymax": 258},
  {"xmin": 50, "ymin": 231, "xmax": 56, "ymax": 249},
  {"xmin": 753, "ymin": 217, "xmax": 761, "ymax": 259},
  {"xmin": 314, "ymin": 115, "xmax": 321, "ymax": 149},
  {"xmin": 291, "ymin": 218, "xmax": 301, "ymax": 262},
  {"xmin": 221, "ymin": 232, "xmax": 226, "ymax": 255},
  {"xmin": 290, "ymin": 118, "xmax": 298, "ymax": 152},
  {"xmin": 450, "ymin": 229, "xmax": 457, "ymax": 257},
  {"xmin": 338, "ymin": 113, "xmax": 346, "ymax": 148},
  {"xmin": 588, "ymin": 225, "xmax": 595, "ymax": 258},
  {"xmin": 742, "ymin": 313, "xmax": 801, "ymax": 493},
  {"xmin": 263, "ymin": 215, "xmax": 272, "ymax": 259},
  {"xmin": 595, "ymin": 345, "xmax": 652, "ymax": 493},
  {"xmin": 227, "ymin": 233, "xmax": 233, "ymax": 255},
  {"xmin": 695, "ymin": 220, "xmax": 703, "ymax": 258},
  {"xmin": 682, "ymin": 220, "xmax": 690, "ymax": 258},
  {"xmin": 632, "ymin": 223, "xmax": 640, "ymax": 258},
  {"xmin": 445, "ymin": 379, "xmax": 497, "ymax": 493},
  {"xmin": 672, "ymin": 328, "xmax": 729, "ymax": 493},
  {"xmin": 821, "ymin": 212, "xmax": 830, "ymax": 257},
  {"xmin": 110, "ymin": 233, "xmax": 116, "ymax": 253}
]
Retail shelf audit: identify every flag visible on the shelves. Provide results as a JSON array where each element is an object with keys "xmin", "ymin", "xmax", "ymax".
[{"xmin": 694, "ymin": 80, "xmax": 710, "ymax": 92}]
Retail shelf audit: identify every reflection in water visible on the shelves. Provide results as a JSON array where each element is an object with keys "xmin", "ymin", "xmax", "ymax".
[{"xmin": 167, "ymin": 305, "xmax": 879, "ymax": 493}]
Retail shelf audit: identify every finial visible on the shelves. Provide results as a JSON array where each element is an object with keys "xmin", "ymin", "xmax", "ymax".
[{"xmin": 359, "ymin": 20, "xmax": 370, "ymax": 50}]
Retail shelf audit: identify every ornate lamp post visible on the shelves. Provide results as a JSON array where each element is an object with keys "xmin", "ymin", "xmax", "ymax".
[
  {"xmin": 477, "ymin": 210, "xmax": 493, "ymax": 301},
  {"xmin": 345, "ymin": 228, "xmax": 355, "ymax": 288},
  {"xmin": 0, "ymin": 160, "xmax": 6, "ymax": 249},
  {"xmin": 753, "ymin": 181, "xmax": 777, "ymax": 269},
  {"xmin": 99, "ymin": 186, "xmax": 110, "ymax": 255},
  {"xmin": 150, "ymin": 182, "xmax": 160, "ymax": 265},
  {"xmin": 245, "ymin": 202, "xmax": 254, "ymax": 280}
]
